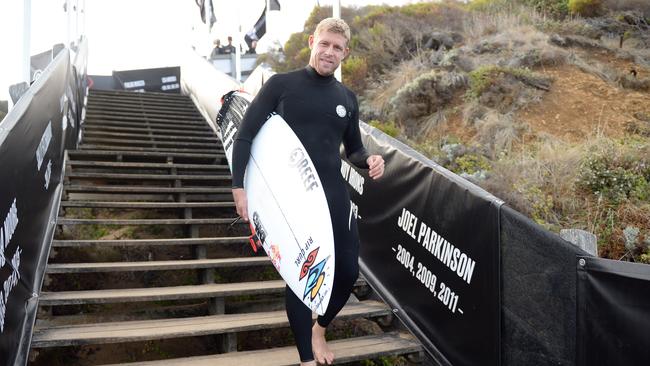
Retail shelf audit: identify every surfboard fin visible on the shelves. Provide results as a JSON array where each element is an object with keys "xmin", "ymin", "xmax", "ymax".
[{"xmin": 248, "ymin": 223, "xmax": 261, "ymax": 253}]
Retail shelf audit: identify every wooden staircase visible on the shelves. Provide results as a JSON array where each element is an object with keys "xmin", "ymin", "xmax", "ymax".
[{"xmin": 28, "ymin": 90, "xmax": 421, "ymax": 365}]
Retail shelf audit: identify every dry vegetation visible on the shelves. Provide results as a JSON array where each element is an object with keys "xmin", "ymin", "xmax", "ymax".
[{"xmin": 265, "ymin": 0, "xmax": 650, "ymax": 263}]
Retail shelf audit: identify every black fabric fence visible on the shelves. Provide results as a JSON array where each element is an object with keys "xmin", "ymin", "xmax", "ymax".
[
  {"xmin": 0, "ymin": 39, "xmax": 87, "ymax": 366},
  {"xmin": 343, "ymin": 123, "xmax": 650, "ymax": 366},
  {"xmin": 577, "ymin": 256, "xmax": 650, "ymax": 366}
]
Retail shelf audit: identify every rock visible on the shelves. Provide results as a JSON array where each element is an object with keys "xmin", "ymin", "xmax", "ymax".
[
  {"xmin": 549, "ymin": 34, "xmax": 567, "ymax": 47},
  {"xmin": 423, "ymin": 32, "xmax": 461, "ymax": 51},
  {"xmin": 560, "ymin": 229, "xmax": 598, "ymax": 256},
  {"xmin": 633, "ymin": 112, "xmax": 650, "ymax": 122}
]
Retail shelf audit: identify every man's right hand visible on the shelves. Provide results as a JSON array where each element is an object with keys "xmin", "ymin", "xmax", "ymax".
[{"xmin": 232, "ymin": 188, "xmax": 249, "ymax": 222}]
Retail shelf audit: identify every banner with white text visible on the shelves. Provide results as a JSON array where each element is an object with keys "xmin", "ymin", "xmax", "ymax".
[
  {"xmin": 344, "ymin": 124, "xmax": 502, "ymax": 366},
  {"xmin": 0, "ymin": 43, "xmax": 85, "ymax": 366}
]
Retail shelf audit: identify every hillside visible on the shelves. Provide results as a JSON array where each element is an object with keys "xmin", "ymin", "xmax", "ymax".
[{"xmin": 264, "ymin": 0, "xmax": 650, "ymax": 263}]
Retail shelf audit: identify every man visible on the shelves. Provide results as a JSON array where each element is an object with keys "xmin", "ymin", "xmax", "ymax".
[
  {"xmin": 231, "ymin": 18, "xmax": 384, "ymax": 366},
  {"xmin": 222, "ymin": 36, "xmax": 236, "ymax": 54},
  {"xmin": 246, "ymin": 40, "xmax": 258, "ymax": 54},
  {"xmin": 210, "ymin": 39, "xmax": 222, "ymax": 58}
]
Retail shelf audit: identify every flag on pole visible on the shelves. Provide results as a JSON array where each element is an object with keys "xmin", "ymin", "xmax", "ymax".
[
  {"xmin": 244, "ymin": 1, "xmax": 281, "ymax": 49},
  {"xmin": 195, "ymin": 0, "xmax": 216, "ymax": 30}
]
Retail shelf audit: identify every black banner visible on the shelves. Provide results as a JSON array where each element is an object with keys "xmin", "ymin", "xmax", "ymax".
[
  {"xmin": 577, "ymin": 257, "xmax": 650, "ymax": 366},
  {"xmin": 345, "ymin": 124, "xmax": 502, "ymax": 366},
  {"xmin": 113, "ymin": 66, "xmax": 181, "ymax": 94},
  {"xmin": 0, "ymin": 42, "xmax": 85, "ymax": 366}
]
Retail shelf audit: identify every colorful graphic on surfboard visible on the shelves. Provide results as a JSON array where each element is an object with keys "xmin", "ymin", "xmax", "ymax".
[{"xmin": 216, "ymin": 91, "xmax": 335, "ymax": 315}]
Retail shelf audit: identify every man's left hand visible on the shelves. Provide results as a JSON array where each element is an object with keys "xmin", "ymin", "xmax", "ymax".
[{"xmin": 367, "ymin": 155, "xmax": 385, "ymax": 180}]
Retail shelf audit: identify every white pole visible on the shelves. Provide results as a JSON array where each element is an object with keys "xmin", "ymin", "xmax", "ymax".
[
  {"xmin": 333, "ymin": 0, "xmax": 342, "ymax": 82},
  {"xmin": 22, "ymin": 0, "xmax": 32, "ymax": 84},
  {"xmin": 235, "ymin": 7, "xmax": 242, "ymax": 82},
  {"xmin": 66, "ymin": 0, "xmax": 72, "ymax": 47},
  {"xmin": 74, "ymin": 0, "xmax": 79, "ymax": 44},
  {"xmin": 81, "ymin": 0, "xmax": 86, "ymax": 39},
  {"xmin": 235, "ymin": 31, "xmax": 242, "ymax": 82}
]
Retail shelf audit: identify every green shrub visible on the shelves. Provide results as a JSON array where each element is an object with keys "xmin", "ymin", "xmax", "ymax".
[
  {"xmin": 578, "ymin": 151, "xmax": 650, "ymax": 204},
  {"xmin": 466, "ymin": 65, "xmax": 546, "ymax": 101},
  {"xmin": 369, "ymin": 120, "xmax": 401, "ymax": 137},
  {"xmin": 468, "ymin": 0, "xmax": 511, "ymax": 11},
  {"xmin": 568, "ymin": 0, "xmax": 603, "ymax": 16},
  {"xmin": 342, "ymin": 56, "xmax": 368, "ymax": 94},
  {"xmin": 525, "ymin": 0, "xmax": 569, "ymax": 17},
  {"xmin": 453, "ymin": 153, "xmax": 491, "ymax": 175}
]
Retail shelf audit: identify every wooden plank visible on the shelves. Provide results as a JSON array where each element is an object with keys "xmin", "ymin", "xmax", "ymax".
[
  {"xmin": 87, "ymin": 103, "xmax": 197, "ymax": 113},
  {"xmin": 31, "ymin": 301, "xmax": 389, "ymax": 348},
  {"xmin": 83, "ymin": 125, "xmax": 216, "ymax": 137},
  {"xmin": 45, "ymin": 257, "xmax": 269, "ymax": 273},
  {"xmin": 67, "ymin": 150, "xmax": 224, "ymax": 160},
  {"xmin": 67, "ymin": 161, "xmax": 229, "ymax": 170},
  {"xmin": 64, "ymin": 186, "xmax": 231, "ymax": 194},
  {"xmin": 51, "ymin": 236, "xmax": 249, "ymax": 248},
  {"xmin": 85, "ymin": 113, "xmax": 205, "ymax": 124},
  {"xmin": 83, "ymin": 131, "xmax": 219, "ymax": 142},
  {"xmin": 85, "ymin": 116, "xmax": 205, "ymax": 127},
  {"xmin": 82, "ymin": 138, "xmax": 220, "ymax": 149},
  {"xmin": 38, "ymin": 280, "xmax": 283, "ymax": 305},
  {"xmin": 90, "ymin": 90, "xmax": 190, "ymax": 100},
  {"xmin": 79, "ymin": 145, "xmax": 219, "ymax": 154},
  {"xmin": 101, "ymin": 333, "xmax": 421, "ymax": 366},
  {"xmin": 60, "ymin": 201, "xmax": 234, "ymax": 209},
  {"xmin": 57, "ymin": 218, "xmax": 242, "ymax": 225},
  {"xmin": 85, "ymin": 110, "xmax": 203, "ymax": 120},
  {"xmin": 84, "ymin": 120, "xmax": 211, "ymax": 131},
  {"xmin": 39, "ymin": 279, "xmax": 367, "ymax": 306},
  {"xmin": 66, "ymin": 172, "xmax": 231, "ymax": 181}
]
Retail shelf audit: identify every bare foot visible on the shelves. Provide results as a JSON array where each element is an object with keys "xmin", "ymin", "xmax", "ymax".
[
  {"xmin": 300, "ymin": 362, "xmax": 317, "ymax": 366},
  {"xmin": 312, "ymin": 323, "xmax": 334, "ymax": 365}
]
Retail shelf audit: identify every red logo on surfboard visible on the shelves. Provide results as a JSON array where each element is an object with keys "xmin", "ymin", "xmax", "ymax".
[{"xmin": 299, "ymin": 248, "xmax": 329, "ymax": 301}]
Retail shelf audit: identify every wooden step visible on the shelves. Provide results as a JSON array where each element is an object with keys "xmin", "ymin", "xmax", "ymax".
[
  {"xmin": 84, "ymin": 125, "xmax": 216, "ymax": 137},
  {"xmin": 64, "ymin": 185, "xmax": 232, "ymax": 194},
  {"xmin": 39, "ymin": 280, "xmax": 282, "ymax": 305},
  {"xmin": 87, "ymin": 103, "xmax": 197, "ymax": 113},
  {"xmin": 67, "ymin": 150, "xmax": 224, "ymax": 160},
  {"xmin": 101, "ymin": 333, "xmax": 421, "ymax": 366},
  {"xmin": 31, "ymin": 300, "xmax": 390, "ymax": 348},
  {"xmin": 87, "ymin": 98, "xmax": 195, "ymax": 107},
  {"xmin": 89, "ymin": 90, "xmax": 189, "ymax": 100},
  {"xmin": 39, "ymin": 279, "xmax": 367, "ymax": 306},
  {"xmin": 79, "ymin": 145, "xmax": 219, "ymax": 154},
  {"xmin": 82, "ymin": 138, "xmax": 220, "ymax": 149},
  {"xmin": 57, "ymin": 217, "xmax": 243, "ymax": 225},
  {"xmin": 67, "ymin": 161, "xmax": 229, "ymax": 171},
  {"xmin": 84, "ymin": 117, "xmax": 206, "ymax": 127},
  {"xmin": 60, "ymin": 201, "xmax": 234, "ymax": 209},
  {"xmin": 83, "ymin": 118, "xmax": 207, "ymax": 128},
  {"xmin": 46, "ymin": 257, "xmax": 269, "ymax": 273},
  {"xmin": 85, "ymin": 110, "xmax": 203, "ymax": 120},
  {"xmin": 66, "ymin": 172, "xmax": 231, "ymax": 181},
  {"xmin": 84, "ymin": 120, "xmax": 212, "ymax": 131},
  {"xmin": 83, "ymin": 131, "xmax": 218, "ymax": 142},
  {"xmin": 51, "ymin": 236, "xmax": 248, "ymax": 248}
]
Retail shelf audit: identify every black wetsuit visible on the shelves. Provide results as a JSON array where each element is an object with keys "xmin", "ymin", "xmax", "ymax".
[{"xmin": 231, "ymin": 66, "xmax": 370, "ymax": 362}]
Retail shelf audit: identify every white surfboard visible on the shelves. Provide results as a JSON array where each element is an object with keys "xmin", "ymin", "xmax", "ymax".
[{"xmin": 217, "ymin": 91, "xmax": 335, "ymax": 315}]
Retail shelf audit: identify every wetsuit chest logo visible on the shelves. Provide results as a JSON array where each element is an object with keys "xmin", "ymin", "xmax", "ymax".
[{"xmin": 336, "ymin": 105, "xmax": 347, "ymax": 118}]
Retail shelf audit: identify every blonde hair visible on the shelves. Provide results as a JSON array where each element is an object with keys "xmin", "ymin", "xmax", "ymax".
[{"xmin": 314, "ymin": 17, "xmax": 351, "ymax": 45}]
